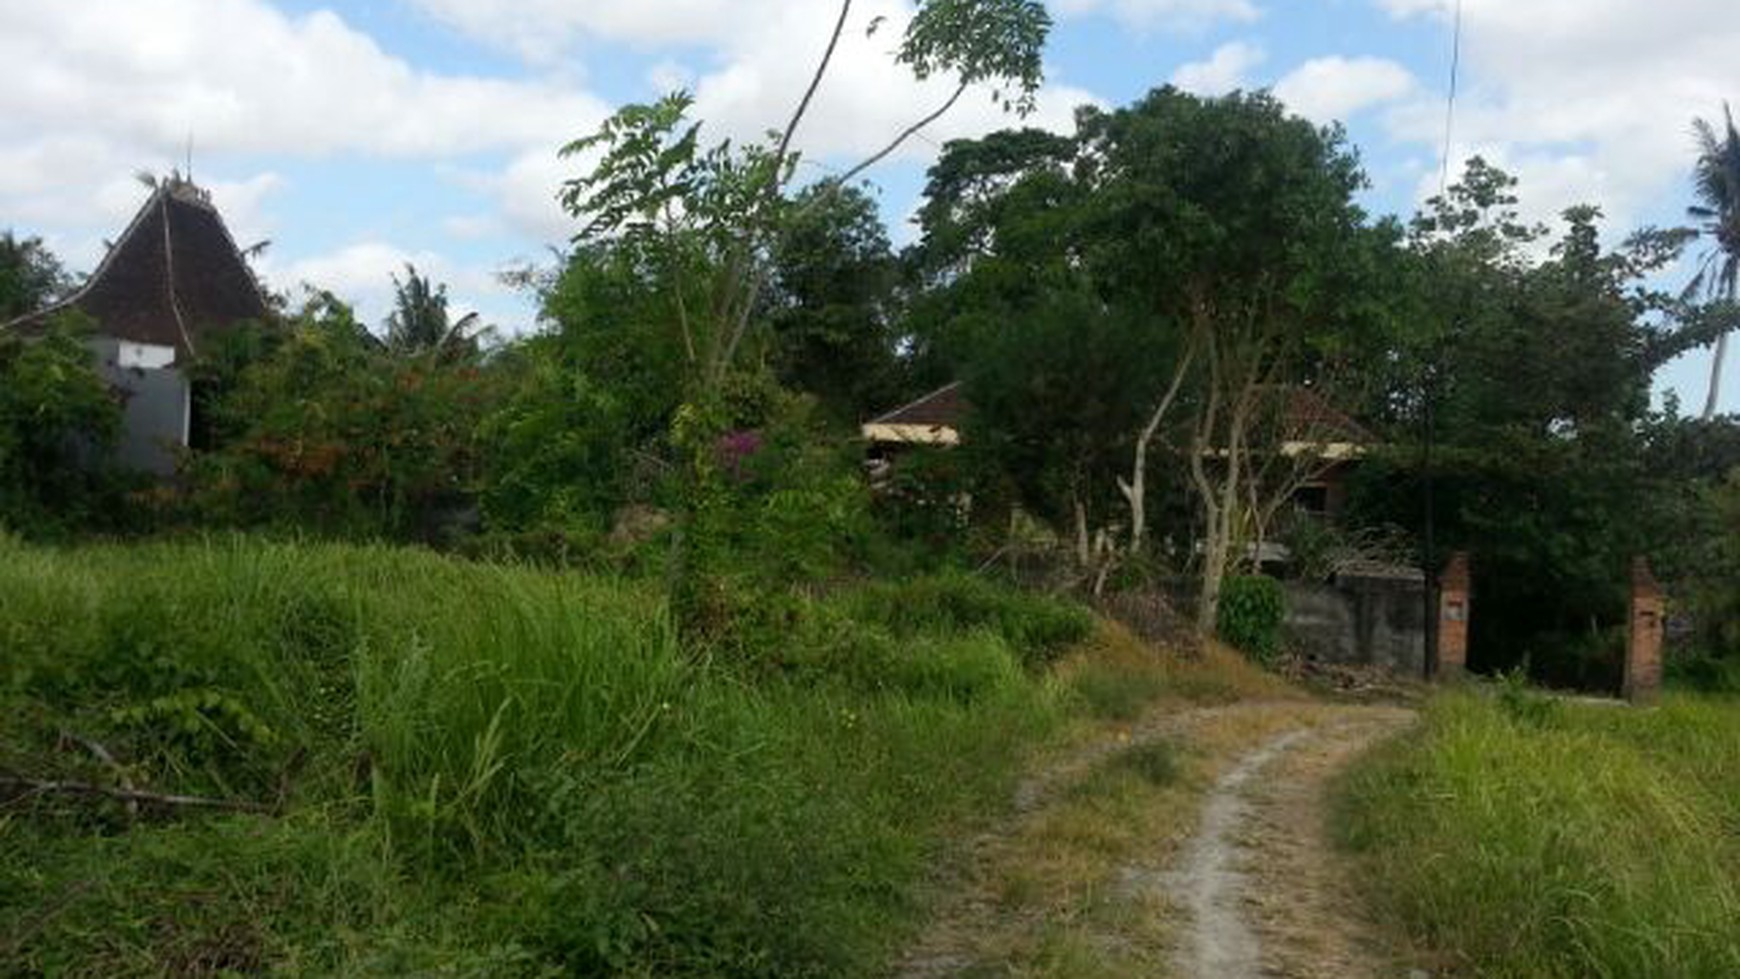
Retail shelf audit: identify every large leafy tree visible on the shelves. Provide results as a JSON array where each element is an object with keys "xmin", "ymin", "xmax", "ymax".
[
  {"xmin": 765, "ymin": 183, "xmax": 903, "ymax": 425},
  {"xmin": 909, "ymin": 90, "xmax": 1393, "ymax": 615},
  {"xmin": 1077, "ymin": 88, "xmax": 1390, "ymax": 627},
  {"xmin": 908, "ymin": 120, "xmax": 1163, "ymax": 580},
  {"xmin": 1687, "ymin": 104, "xmax": 1740, "ymax": 420}
]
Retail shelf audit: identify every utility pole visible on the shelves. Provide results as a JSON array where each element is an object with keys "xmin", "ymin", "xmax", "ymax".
[{"xmin": 1422, "ymin": 356, "xmax": 1438, "ymax": 681}]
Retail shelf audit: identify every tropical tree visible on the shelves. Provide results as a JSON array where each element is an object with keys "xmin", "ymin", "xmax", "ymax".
[
  {"xmin": 1688, "ymin": 104, "xmax": 1740, "ymax": 420},
  {"xmin": 1077, "ymin": 88, "xmax": 1388, "ymax": 629},
  {"xmin": 0, "ymin": 232, "xmax": 71, "ymax": 321},
  {"xmin": 765, "ymin": 182, "xmax": 903, "ymax": 425},
  {"xmin": 559, "ymin": 0, "xmax": 1054, "ymax": 629},
  {"xmin": 385, "ymin": 264, "xmax": 484, "ymax": 361}
]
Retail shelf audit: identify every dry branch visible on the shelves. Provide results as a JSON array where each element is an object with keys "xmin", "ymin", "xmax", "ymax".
[{"xmin": 0, "ymin": 776, "xmax": 273, "ymax": 814}]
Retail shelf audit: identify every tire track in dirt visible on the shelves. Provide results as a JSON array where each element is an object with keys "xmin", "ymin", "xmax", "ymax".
[
  {"xmin": 893, "ymin": 702, "xmax": 1415, "ymax": 979},
  {"xmin": 1166, "ymin": 707, "xmax": 1415, "ymax": 979},
  {"xmin": 1167, "ymin": 727, "xmax": 1311, "ymax": 978}
]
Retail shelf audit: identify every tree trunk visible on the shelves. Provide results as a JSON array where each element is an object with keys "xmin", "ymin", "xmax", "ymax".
[
  {"xmin": 1198, "ymin": 520, "xmax": 1229, "ymax": 634},
  {"xmin": 1073, "ymin": 494, "xmax": 1092, "ymax": 570},
  {"xmin": 1705, "ymin": 330, "xmax": 1730, "ymax": 421},
  {"xmin": 1121, "ymin": 340, "xmax": 1197, "ymax": 558}
]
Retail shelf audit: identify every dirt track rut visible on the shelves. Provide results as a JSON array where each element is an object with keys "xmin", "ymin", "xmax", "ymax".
[{"xmin": 894, "ymin": 701, "xmax": 1416, "ymax": 979}]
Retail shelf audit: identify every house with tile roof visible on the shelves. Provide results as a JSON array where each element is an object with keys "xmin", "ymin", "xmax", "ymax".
[{"xmin": 2, "ymin": 174, "xmax": 272, "ymax": 474}]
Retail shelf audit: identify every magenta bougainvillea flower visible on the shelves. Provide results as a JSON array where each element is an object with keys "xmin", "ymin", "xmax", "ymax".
[{"xmin": 714, "ymin": 429, "xmax": 764, "ymax": 481}]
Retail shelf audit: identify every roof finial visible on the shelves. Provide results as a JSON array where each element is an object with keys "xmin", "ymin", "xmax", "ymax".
[{"xmin": 185, "ymin": 132, "xmax": 194, "ymax": 184}]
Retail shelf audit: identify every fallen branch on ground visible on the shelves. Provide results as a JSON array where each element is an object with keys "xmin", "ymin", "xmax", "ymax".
[
  {"xmin": 0, "ymin": 776, "xmax": 274, "ymax": 814},
  {"xmin": 58, "ymin": 730, "xmax": 138, "ymax": 816}
]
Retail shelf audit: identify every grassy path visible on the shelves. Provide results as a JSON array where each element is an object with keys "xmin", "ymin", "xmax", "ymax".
[{"xmin": 894, "ymin": 699, "xmax": 1415, "ymax": 979}]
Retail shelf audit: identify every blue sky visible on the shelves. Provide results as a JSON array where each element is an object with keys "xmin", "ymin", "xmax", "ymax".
[{"xmin": 1, "ymin": 0, "xmax": 1734, "ymax": 412}]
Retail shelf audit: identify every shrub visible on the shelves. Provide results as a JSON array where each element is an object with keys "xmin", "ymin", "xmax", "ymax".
[
  {"xmin": 1217, "ymin": 574, "xmax": 1286, "ymax": 665},
  {"xmin": 0, "ymin": 313, "xmax": 122, "ymax": 532},
  {"xmin": 842, "ymin": 571, "xmax": 1094, "ymax": 669}
]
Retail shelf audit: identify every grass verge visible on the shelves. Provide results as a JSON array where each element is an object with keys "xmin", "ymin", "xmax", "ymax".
[
  {"xmin": 1336, "ymin": 689, "xmax": 1740, "ymax": 979},
  {"xmin": 1, "ymin": 535, "xmax": 1094, "ymax": 977}
]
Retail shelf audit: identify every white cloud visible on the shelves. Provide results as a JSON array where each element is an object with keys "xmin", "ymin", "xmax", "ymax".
[
  {"xmin": 0, "ymin": 1, "xmax": 608, "ymax": 161},
  {"xmin": 1170, "ymin": 42, "xmax": 1266, "ymax": 96},
  {"xmin": 1051, "ymin": 0, "xmax": 1261, "ymax": 32},
  {"xmin": 1377, "ymin": 0, "xmax": 1740, "ymax": 410},
  {"xmin": 262, "ymin": 241, "xmax": 518, "ymax": 331},
  {"xmin": 1273, "ymin": 56, "xmax": 1415, "ymax": 125},
  {"xmin": 1376, "ymin": 0, "xmax": 1736, "ymax": 230},
  {"xmin": 407, "ymin": 0, "xmax": 1098, "ymax": 167},
  {"xmin": 0, "ymin": 0, "xmax": 610, "ymax": 256},
  {"xmin": 8, "ymin": 0, "xmax": 1103, "ymax": 337}
]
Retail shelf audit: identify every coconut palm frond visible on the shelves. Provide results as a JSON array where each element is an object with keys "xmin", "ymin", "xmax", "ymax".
[
  {"xmin": 1681, "ymin": 251, "xmax": 1718, "ymax": 302},
  {"xmin": 1688, "ymin": 102, "xmax": 1740, "ymax": 418}
]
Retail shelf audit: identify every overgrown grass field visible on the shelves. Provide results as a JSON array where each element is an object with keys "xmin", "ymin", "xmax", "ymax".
[
  {"xmin": 1338, "ymin": 688, "xmax": 1740, "ymax": 979},
  {"xmin": 0, "ymin": 534, "xmax": 1109, "ymax": 977}
]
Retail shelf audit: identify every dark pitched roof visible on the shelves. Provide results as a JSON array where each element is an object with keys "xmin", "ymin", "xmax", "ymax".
[
  {"xmin": 3, "ymin": 177, "xmax": 270, "ymax": 358},
  {"xmin": 867, "ymin": 382, "xmax": 967, "ymax": 428},
  {"xmin": 1277, "ymin": 386, "xmax": 1376, "ymax": 446}
]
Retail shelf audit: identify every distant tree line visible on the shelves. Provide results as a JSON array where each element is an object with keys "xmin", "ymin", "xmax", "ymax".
[{"xmin": 2, "ymin": 78, "xmax": 1736, "ymax": 685}]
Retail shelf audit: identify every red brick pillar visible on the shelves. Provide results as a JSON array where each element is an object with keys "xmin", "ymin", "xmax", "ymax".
[
  {"xmin": 1624, "ymin": 558, "xmax": 1665, "ymax": 704},
  {"xmin": 1436, "ymin": 552, "xmax": 1471, "ymax": 681}
]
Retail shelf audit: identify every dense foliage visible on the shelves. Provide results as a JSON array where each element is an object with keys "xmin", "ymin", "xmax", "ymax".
[
  {"xmin": 0, "ymin": 48, "xmax": 1732, "ymax": 678},
  {"xmin": 0, "ymin": 230, "xmax": 71, "ymax": 320},
  {"xmin": 179, "ymin": 295, "xmax": 505, "ymax": 542},
  {"xmin": 0, "ymin": 536, "xmax": 1088, "ymax": 977},
  {"xmin": 1216, "ymin": 574, "xmax": 1287, "ymax": 666},
  {"xmin": 0, "ymin": 314, "xmax": 120, "ymax": 531}
]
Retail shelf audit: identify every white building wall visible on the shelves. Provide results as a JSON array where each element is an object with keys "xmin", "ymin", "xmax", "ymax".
[{"xmin": 88, "ymin": 337, "xmax": 190, "ymax": 476}]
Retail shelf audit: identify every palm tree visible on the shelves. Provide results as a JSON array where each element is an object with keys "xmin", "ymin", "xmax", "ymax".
[
  {"xmin": 1688, "ymin": 104, "xmax": 1740, "ymax": 420},
  {"xmin": 385, "ymin": 264, "xmax": 486, "ymax": 362}
]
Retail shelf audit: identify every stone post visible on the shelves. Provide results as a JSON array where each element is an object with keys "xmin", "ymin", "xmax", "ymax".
[
  {"xmin": 1624, "ymin": 557, "xmax": 1665, "ymax": 704},
  {"xmin": 1435, "ymin": 552, "xmax": 1471, "ymax": 681}
]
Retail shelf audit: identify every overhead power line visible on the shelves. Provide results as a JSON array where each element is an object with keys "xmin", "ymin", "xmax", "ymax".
[{"xmin": 1437, "ymin": 0, "xmax": 1465, "ymax": 197}]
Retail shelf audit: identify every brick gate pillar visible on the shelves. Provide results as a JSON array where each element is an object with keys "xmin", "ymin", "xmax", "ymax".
[
  {"xmin": 1436, "ymin": 552, "xmax": 1471, "ymax": 681},
  {"xmin": 1624, "ymin": 558, "xmax": 1665, "ymax": 704}
]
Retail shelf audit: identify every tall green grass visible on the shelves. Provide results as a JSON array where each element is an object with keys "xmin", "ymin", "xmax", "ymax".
[
  {"xmin": 1338, "ymin": 691, "xmax": 1740, "ymax": 978},
  {"xmin": 0, "ymin": 536, "xmax": 1085, "ymax": 976}
]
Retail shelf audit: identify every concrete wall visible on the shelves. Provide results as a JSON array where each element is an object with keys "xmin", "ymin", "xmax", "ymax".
[
  {"xmin": 90, "ymin": 337, "xmax": 189, "ymax": 476},
  {"xmin": 1284, "ymin": 569, "xmax": 1428, "ymax": 677}
]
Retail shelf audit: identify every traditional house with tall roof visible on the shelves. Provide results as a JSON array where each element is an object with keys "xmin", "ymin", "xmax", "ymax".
[{"xmin": 1, "ymin": 174, "xmax": 272, "ymax": 474}]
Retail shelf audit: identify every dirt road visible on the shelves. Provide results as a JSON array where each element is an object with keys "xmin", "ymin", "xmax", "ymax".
[{"xmin": 896, "ymin": 701, "xmax": 1417, "ymax": 979}]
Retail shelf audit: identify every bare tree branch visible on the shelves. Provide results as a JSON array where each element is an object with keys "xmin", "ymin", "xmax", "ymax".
[{"xmin": 834, "ymin": 82, "xmax": 969, "ymax": 190}]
